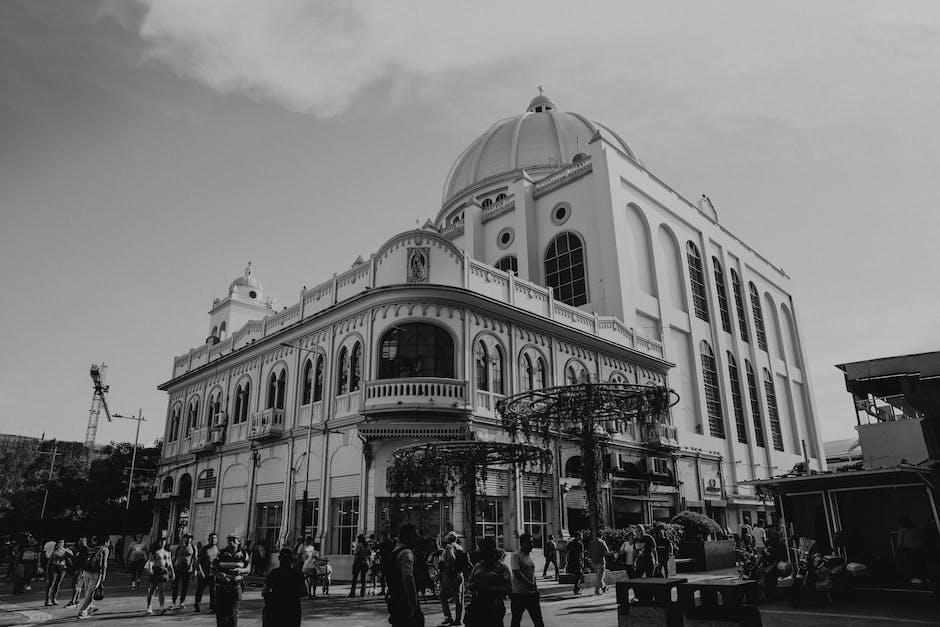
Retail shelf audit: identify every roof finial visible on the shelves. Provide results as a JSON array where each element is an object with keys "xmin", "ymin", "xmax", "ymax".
[
  {"xmin": 245, "ymin": 261, "xmax": 252, "ymax": 276},
  {"xmin": 537, "ymin": 84, "xmax": 544, "ymax": 96}
]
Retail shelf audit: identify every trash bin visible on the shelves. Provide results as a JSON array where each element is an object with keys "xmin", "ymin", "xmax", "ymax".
[
  {"xmin": 615, "ymin": 577, "xmax": 687, "ymax": 627},
  {"xmin": 677, "ymin": 579, "xmax": 762, "ymax": 627}
]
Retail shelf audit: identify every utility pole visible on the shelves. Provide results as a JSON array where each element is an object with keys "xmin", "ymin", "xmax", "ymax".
[
  {"xmin": 114, "ymin": 410, "xmax": 146, "ymax": 510},
  {"xmin": 39, "ymin": 440, "xmax": 59, "ymax": 520}
]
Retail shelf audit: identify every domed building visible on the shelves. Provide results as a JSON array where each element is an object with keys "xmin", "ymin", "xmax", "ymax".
[{"xmin": 154, "ymin": 92, "xmax": 823, "ymax": 573}]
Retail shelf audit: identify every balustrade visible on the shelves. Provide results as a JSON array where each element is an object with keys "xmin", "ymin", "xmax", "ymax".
[
  {"xmin": 363, "ymin": 378, "xmax": 468, "ymax": 414},
  {"xmin": 249, "ymin": 408, "xmax": 286, "ymax": 440}
]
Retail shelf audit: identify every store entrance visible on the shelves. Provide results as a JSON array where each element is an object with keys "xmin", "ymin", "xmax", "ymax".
[{"xmin": 377, "ymin": 497, "xmax": 453, "ymax": 540}]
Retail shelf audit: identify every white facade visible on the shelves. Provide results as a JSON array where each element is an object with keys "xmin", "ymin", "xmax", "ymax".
[{"xmin": 155, "ymin": 93, "xmax": 823, "ymax": 560}]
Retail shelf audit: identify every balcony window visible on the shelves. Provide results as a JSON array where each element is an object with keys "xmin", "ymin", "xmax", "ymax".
[
  {"xmin": 233, "ymin": 380, "xmax": 251, "ymax": 424},
  {"xmin": 186, "ymin": 399, "xmax": 199, "ymax": 438},
  {"xmin": 378, "ymin": 323, "xmax": 454, "ymax": 379},
  {"xmin": 476, "ymin": 342, "xmax": 489, "ymax": 392},
  {"xmin": 492, "ymin": 345, "xmax": 505, "ymax": 395},
  {"xmin": 337, "ymin": 346, "xmax": 349, "ymax": 395},
  {"xmin": 495, "ymin": 255, "xmax": 518, "ymax": 274},
  {"xmin": 350, "ymin": 343, "xmax": 362, "ymax": 392},
  {"xmin": 267, "ymin": 369, "xmax": 286, "ymax": 410},
  {"xmin": 313, "ymin": 356, "xmax": 324, "ymax": 402},
  {"xmin": 169, "ymin": 405, "xmax": 182, "ymax": 442}
]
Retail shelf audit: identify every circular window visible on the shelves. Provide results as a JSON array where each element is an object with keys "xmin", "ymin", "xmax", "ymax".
[
  {"xmin": 551, "ymin": 203, "xmax": 571, "ymax": 225},
  {"xmin": 497, "ymin": 227, "xmax": 514, "ymax": 250},
  {"xmin": 249, "ymin": 290, "xmax": 258, "ymax": 299}
]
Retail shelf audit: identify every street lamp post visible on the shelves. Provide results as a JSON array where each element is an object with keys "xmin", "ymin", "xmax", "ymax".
[{"xmin": 39, "ymin": 440, "xmax": 59, "ymax": 520}]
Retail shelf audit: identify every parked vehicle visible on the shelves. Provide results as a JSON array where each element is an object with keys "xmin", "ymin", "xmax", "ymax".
[
  {"xmin": 790, "ymin": 537, "xmax": 835, "ymax": 607},
  {"xmin": 736, "ymin": 546, "xmax": 781, "ymax": 601}
]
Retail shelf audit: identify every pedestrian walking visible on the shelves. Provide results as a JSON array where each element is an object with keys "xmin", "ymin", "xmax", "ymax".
[
  {"xmin": 564, "ymin": 532, "xmax": 585, "ymax": 594},
  {"xmin": 654, "ymin": 527, "xmax": 676, "ymax": 578},
  {"xmin": 114, "ymin": 536, "xmax": 125, "ymax": 569},
  {"xmin": 619, "ymin": 531, "xmax": 636, "ymax": 578},
  {"xmin": 146, "ymin": 538, "xmax": 175, "ymax": 615},
  {"xmin": 465, "ymin": 536, "xmax": 512, "ymax": 627},
  {"xmin": 633, "ymin": 525, "xmax": 657, "ymax": 578},
  {"xmin": 66, "ymin": 538, "xmax": 90, "ymax": 608},
  {"xmin": 541, "ymin": 535, "xmax": 558, "ymax": 579},
  {"xmin": 262, "ymin": 548, "xmax": 307, "ymax": 627},
  {"xmin": 300, "ymin": 537, "xmax": 319, "ymax": 598},
  {"xmin": 510, "ymin": 533, "xmax": 544, "ymax": 627},
  {"xmin": 75, "ymin": 535, "xmax": 109, "ymax": 620},
  {"xmin": 171, "ymin": 533, "xmax": 196, "ymax": 609},
  {"xmin": 194, "ymin": 532, "xmax": 219, "ymax": 613},
  {"xmin": 126, "ymin": 533, "xmax": 149, "ymax": 591},
  {"xmin": 440, "ymin": 531, "xmax": 468, "ymax": 626},
  {"xmin": 251, "ymin": 541, "xmax": 267, "ymax": 576},
  {"xmin": 350, "ymin": 533, "xmax": 371, "ymax": 597},
  {"xmin": 588, "ymin": 532, "xmax": 611, "ymax": 595},
  {"xmin": 44, "ymin": 539, "xmax": 71, "ymax": 606},
  {"xmin": 385, "ymin": 524, "xmax": 423, "ymax": 627},
  {"xmin": 12, "ymin": 534, "xmax": 39, "ymax": 594},
  {"xmin": 212, "ymin": 533, "xmax": 250, "ymax": 627}
]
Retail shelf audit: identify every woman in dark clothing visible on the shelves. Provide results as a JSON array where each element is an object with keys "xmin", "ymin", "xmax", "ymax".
[
  {"xmin": 262, "ymin": 548, "xmax": 307, "ymax": 627},
  {"xmin": 565, "ymin": 532, "xmax": 585, "ymax": 595}
]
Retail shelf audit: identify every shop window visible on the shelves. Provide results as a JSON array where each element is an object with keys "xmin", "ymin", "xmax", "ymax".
[
  {"xmin": 523, "ymin": 498, "xmax": 548, "ymax": 548},
  {"xmin": 330, "ymin": 496, "xmax": 359, "ymax": 554},
  {"xmin": 255, "ymin": 503, "xmax": 283, "ymax": 550},
  {"xmin": 294, "ymin": 498, "xmax": 320, "ymax": 539},
  {"xmin": 475, "ymin": 499, "xmax": 506, "ymax": 548}
]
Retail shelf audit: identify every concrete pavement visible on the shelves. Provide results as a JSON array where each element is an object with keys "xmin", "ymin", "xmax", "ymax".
[{"xmin": 2, "ymin": 569, "xmax": 939, "ymax": 626}]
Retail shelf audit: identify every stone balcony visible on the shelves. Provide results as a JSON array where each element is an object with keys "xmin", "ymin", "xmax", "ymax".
[
  {"xmin": 363, "ymin": 378, "xmax": 469, "ymax": 415},
  {"xmin": 644, "ymin": 422, "xmax": 679, "ymax": 448},
  {"xmin": 298, "ymin": 401, "xmax": 324, "ymax": 427},
  {"xmin": 249, "ymin": 408, "xmax": 286, "ymax": 440},
  {"xmin": 189, "ymin": 426, "xmax": 209, "ymax": 452}
]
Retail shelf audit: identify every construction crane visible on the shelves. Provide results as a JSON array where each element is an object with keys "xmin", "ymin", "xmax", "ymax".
[{"xmin": 86, "ymin": 363, "xmax": 113, "ymax": 449}]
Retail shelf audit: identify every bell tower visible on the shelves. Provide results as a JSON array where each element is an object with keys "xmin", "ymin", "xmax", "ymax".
[{"xmin": 207, "ymin": 262, "xmax": 274, "ymax": 344}]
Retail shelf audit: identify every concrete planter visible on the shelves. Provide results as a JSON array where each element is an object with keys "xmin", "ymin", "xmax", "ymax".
[{"xmin": 679, "ymin": 540, "xmax": 735, "ymax": 571}]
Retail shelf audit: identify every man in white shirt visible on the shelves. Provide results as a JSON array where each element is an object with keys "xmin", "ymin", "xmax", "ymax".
[
  {"xmin": 509, "ymin": 533, "xmax": 544, "ymax": 627},
  {"xmin": 751, "ymin": 521, "xmax": 767, "ymax": 554}
]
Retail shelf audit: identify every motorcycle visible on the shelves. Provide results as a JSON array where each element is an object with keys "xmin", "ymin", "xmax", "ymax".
[
  {"xmin": 790, "ymin": 537, "xmax": 834, "ymax": 607},
  {"xmin": 736, "ymin": 546, "xmax": 781, "ymax": 601}
]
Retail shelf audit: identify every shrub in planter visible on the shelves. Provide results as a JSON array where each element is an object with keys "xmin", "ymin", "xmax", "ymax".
[{"xmin": 671, "ymin": 510, "xmax": 723, "ymax": 541}]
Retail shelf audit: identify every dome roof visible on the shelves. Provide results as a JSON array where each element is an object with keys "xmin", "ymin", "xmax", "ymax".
[
  {"xmin": 441, "ymin": 93, "xmax": 637, "ymax": 205},
  {"xmin": 229, "ymin": 263, "xmax": 262, "ymax": 294}
]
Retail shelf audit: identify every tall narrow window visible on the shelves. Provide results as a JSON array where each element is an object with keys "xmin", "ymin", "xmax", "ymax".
[
  {"xmin": 186, "ymin": 399, "xmax": 199, "ymax": 437},
  {"xmin": 763, "ymin": 368, "xmax": 784, "ymax": 451},
  {"xmin": 544, "ymin": 232, "xmax": 588, "ymax": 306},
  {"xmin": 475, "ymin": 342, "xmax": 489, "ymax": 392},
  {"xmin": 169, "ymin": 405, "xmax": 181, "ymax": 441},
  {"xmin": 745, "ymin": 361, "xmax": 765, "ymax": 448},
  {"xmin": 713, "ymin": 258, "xmax": 732, "ymax": 333},
  {"xmin": 727, "ymin": 354, "xmax": 748, "ymax": 444},
  {"xmin": 208, "ymin": 392, "xmax": 221, "ymax": 424},
  {"xmin": 275, "ymin": 370, "xmax": 286, "ymax": 409},
  {"xmin": 731, "ymin": 269, "xmax": 749, "ymax": 342},
  {"xmin": 687, "ymin": 242, "xmax": 709, "ymax": 321},
  {"xmin": 302, "ymin": 360, "xmax": 313, "ymax": 405},
  {"xmin": 492, "ymin": 345, "xmax": 505, "ymax": 395},
  {"xmin": 267, "ymin": 371, "xmax": 278, "ymax": 409},
  {"xmin": 535, "ymin": 358, "xmax": 546, "ymax": 389},
  {"xmin": 337, "ymin": 347, "xmax": 349, "ymax": 395},
  {"xmin": 520, "ymin": 354, "xmax": 534, "ymax": 393},
  {"xmin": 234, "ymin": 381, "xmax": 250, "ymax": 424},
  {"xmin": 700, "ymin": 342, "xmax": 725, "ymax": 438},
  {"xmin": 313, "ymin": 356, "xmax": 324, "ymax": 402},
  {"xmin": 350, "ymin": 343, "xmax": 362, "ymax": 392},
  {"xmin": 219, "ymin": 321, "xmax": 227, "ymax": 338},
  {"xmin": 495, "ymin": 256, "xmax": 518, "ymax": 274},
  {"xmin": 750, "ymin": 282, "xmax": 768, "ymax": 351}
]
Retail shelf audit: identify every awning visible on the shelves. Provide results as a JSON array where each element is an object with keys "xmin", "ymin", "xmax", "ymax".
[
  {"xmin": 684, "ymin": 499, "xmax": 705, "ymax": 508},
  {"xmin": 357, "ymin": 421, "xmax": 471, "ymax": 440},
  {"xmin": 706, "ymin": 499, "xmax": 727, "ymax": 508}
]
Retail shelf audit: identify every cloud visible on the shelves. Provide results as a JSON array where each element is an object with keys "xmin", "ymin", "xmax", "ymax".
[{"xmin": 129, "ymin": 0, "xmax": 628, "ymax": 118}]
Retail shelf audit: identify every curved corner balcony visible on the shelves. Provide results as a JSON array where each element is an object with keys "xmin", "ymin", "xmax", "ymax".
[{"xmin": 363, "ymin": 378, "xmax": 469, "ymax": 415}]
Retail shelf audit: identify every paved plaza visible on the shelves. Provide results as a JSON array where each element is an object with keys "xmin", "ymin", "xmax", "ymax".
[{"xmin": 2, "ymin": 570, "xmax": 939, "ymax": 627}]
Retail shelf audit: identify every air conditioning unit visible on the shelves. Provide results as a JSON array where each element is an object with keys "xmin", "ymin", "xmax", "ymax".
[{"xmin": 210, "ymin": 429, "xmax": 224, "ymax": 445}]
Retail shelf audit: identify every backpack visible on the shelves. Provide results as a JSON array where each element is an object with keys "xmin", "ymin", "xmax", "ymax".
[
  {"xmin": 85, "ymin": 547, "xmax": 105, "ymax": 573},
  {"xmin": 451, "ymin": 548, "xmax": 471, "ymax": 577}
]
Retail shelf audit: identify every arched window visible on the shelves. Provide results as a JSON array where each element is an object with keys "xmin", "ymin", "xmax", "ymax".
[
  {"xmin": 700, "ymin": 342, "xmax": 724, "ymax": 438},
  {"xmin": 763, "ymin": 368, "xmax": 784, "ymax": 451},
  {"xmin": 727, "ymin": 354, "xmax": 748, "ymax": 444},
  {"xmin": 534, "ymin": 357, "xmax": 546, "ymax": 389},
  {"xmin": 211, "ymin": 326, "xmax": 218, "ymax": 339},
  {"xmin": 234, "ymin": 381, "xmax": 251, "ymax": 424},
  {"xmin": 520, "ymin": 354, "xmax": 534, "ymax": 393},
  {"xmin": 186, "ymin": 398, "xmax": 199, "ymax": 437},
  {"xmin": 744, "ymin": 361, "xmax": 765, "ymax": 448},
  {"xmin": 169, "ymin": 405, "xmax": 181, "ymax": 442},
  {"xmin": 208, "ymin": 390, "xmax": 222, "ymax": 424},
  {"xmin": 495, "ymin": 255, "xmax": 518, "ymax": 274},
  {"xmin": 337, "ymin": 347, "xmax": 349, "ymax": 395},
  {"xmin": 302, "ymin": 359, "xmax": 313, "ymax": 405},
  {"xmin": 544, "ymin": 232, "xmax": 587, "ymax": 307},
  {"xmin": 565, "ymin": 456, "xmax": 583, "ymax": 478},
  {"xmin": 350, "ymin": 343, "xmax": 362, "ymax": 392},
  {"xmin": 219, "ymin": 321, "xmax": 227, "ymax": 338},
  {"xmin": 475, "ymin": 342, "xmax": 489, "ymax": 392},
  {"xmin": 686, "ymin": 242, "xmax": 709, "ymax": 321},
  {"xmin": 378, "ymin": 323, "xmax": 455, "ymax": 379},
  {"xmin": 161, "ymin": 476, "xmax": 174, "ymax": 495},
  {"xmin": 481, "ymin": 198, "xmax": 493, "ymax": 208},
  {"xmin": 267, "ymin": 368, "xmax": 286, "ymax": 410},
  {"xmin": 495, "ymin": 193, "xmax": 507, "ymax": 202},
  {"xmin": 313, "ymin": 356, "xmax": 324, "ymax": 401},
  {"xmin": 492, "ymin": 345, "xmax": 505, "ymax": 395},
  {"xmin": 712, "ymin": 258, "xmax": 732, "ymax": 333},
  {"xmin": 749, "ymin": 282, "xmax": 768, "ymax": 351},
  {"xmin": 730, "ymin": 269, "xmax": 748, "ymax": 342}
]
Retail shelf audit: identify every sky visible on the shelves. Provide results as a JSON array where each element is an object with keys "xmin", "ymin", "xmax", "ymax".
[{"xmin": 2, "ymin": 0, "xmax": 939, "ymax": 447}]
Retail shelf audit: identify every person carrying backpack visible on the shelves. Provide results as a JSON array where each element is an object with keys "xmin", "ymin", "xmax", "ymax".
[
  {"xmin": 76, "ymin": 536, "xmax": 109, "ymax": 620},
  {"xmin": 439, "ymin": 532, "xmax": 467, "ymax": 626},
  {"xmin": 385, "ymin": 524, "xmax": 423, "ymax": 627}
]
